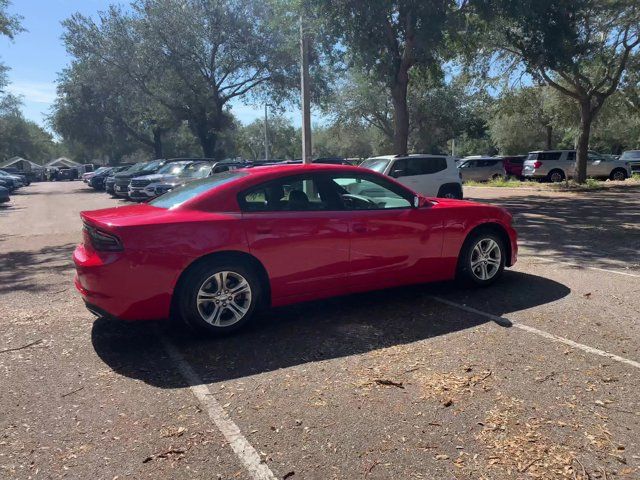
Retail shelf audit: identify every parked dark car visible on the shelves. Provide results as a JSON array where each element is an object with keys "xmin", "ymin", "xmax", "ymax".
[
  {"xmin": 58, "ymin": 167, "xmax": 79, "ymax": 181},
  {"xmin": 0, "ymin": 177, "xmax": 15, "ymax": 192},
  {"xmin": 0, "ymin": 186, "xmax": 9, "ymax": 203},
  {"xmin": 88, "ymin": 167, "xmax": 114, "ymax": 190},
  {"xmin": 0, "ymin": 170, "xmax": 24, "ymax": 189},
  {"xmin": 113, "ymin": 158, "xmax": 215, "ymax": 198},
  {"xmin": 500, "ymin": 155, "xmax": 526, "ymax": 178},
  {"xmin": 1, "ymin": 168, "xmax": 31, "ymax": 185}
]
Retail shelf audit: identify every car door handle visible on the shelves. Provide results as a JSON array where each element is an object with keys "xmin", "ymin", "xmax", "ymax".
[
  {"xmin": 256, "ymin": 226, "xmax": 272, "ymax": 234},
  {"xmin": 353, "ymin": 224, "xmax": 367, "ymax": 233}
]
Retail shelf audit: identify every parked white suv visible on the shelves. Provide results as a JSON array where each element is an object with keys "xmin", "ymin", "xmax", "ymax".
[
  {"xmin": 359, "ymin": 154, "xmax": 463, "ymax": 199},
  {"xmin": 523, "ymin": 150, "xmax": 632, "ymax": 182}
]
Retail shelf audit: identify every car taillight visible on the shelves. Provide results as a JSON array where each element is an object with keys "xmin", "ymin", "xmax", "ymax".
[
  {"xmin": 533, "ymin": 161, "xmax": 542, "ymax": 168},
  {"xmin": 83, "ymin": 223, "xmax": 123, "ymax": 252}
]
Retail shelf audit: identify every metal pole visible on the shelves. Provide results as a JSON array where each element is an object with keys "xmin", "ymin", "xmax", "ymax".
[
  {"xmin": 264, "ymin": 104, "xmax": 269, "ymax": 161},
  {"xmin": 300, "ymin": 16, "xmax": 312, "ymax": 164}
]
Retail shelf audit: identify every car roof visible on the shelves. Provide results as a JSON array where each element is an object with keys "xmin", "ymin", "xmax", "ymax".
[
  {"xmin": 241, "ymin": 163, "xmax": 362, "ymax": 176},
  {"xmin": 367, "ymin": 154, "xmax": 448, "ymax": 160}
]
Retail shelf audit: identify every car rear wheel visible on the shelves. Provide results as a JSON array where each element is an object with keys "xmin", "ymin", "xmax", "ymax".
[
  {"xmin": 457, "ymin": 231, "xmax": 506, "ymax": 287},
  {"xmin": 177, "ymin": 260, "xmax": 261, "ymax": 334},
  {"xmin": 548, "ymin": 170, "xmax": 565, "ymax": 183},
  {"xmin": 610, "ymin": 168, "xmax": 627, "ymax": 181}
]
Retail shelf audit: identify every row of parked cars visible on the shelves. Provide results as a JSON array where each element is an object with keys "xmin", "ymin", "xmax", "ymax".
[
  {"xmin": 0, "ymin": 168, "xmax": 31, "ymax": 203},
  {"xmin": 82, "ymin": 148, "xmax": 640, "ymax": 205},
  {"xmin": 456, "ymin": 149, "xmax": 638, "ymax": 183}
]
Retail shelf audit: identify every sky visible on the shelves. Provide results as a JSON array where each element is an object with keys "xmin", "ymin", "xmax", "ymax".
[{"xmin": 0, "ymin": 0, "xmax": 293, "ymax": 132}]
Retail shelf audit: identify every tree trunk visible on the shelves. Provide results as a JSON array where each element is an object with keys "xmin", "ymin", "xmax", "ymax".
[
  {"xmin": 153, "ymin": 128, "xmax": 164, "ymax": 159},
  {"xmin": 545, "ymin": 125, "xmax": 553, "ymax": 150},
  {"xmin": 391, "ymin": 76, "xmax": 409, "ymax": 155},
  {"xmin": 576, "ymin": 101, "xmax": 593, "ymax": 184}
]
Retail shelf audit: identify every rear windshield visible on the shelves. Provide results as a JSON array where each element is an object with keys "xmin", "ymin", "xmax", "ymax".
[
  {"xmin": 360, "ymin": 158, "xmax": 391, "ymax": 174},
  {"xmin": 150, "ymin": 170, "xmax": 247, "ymax": 209}
]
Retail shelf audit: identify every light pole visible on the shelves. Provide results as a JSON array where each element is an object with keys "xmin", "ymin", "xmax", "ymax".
[
  {"xmin": 300, "ymin": 15, "xmax": 312, "ymax": 164},
  {"xmin": 264, "ymin": 104, "xmax": 269, "ymax": 161}
]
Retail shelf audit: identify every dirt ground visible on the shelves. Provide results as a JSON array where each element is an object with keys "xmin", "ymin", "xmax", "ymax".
[{"xmin": 0, "ymin": 181, "xmax": 638, "ymax": 479}]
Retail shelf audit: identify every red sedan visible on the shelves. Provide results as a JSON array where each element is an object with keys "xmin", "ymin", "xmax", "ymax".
[{"xmin": 73, "ymin": 164, "xmax": 517, "ymax": 334}]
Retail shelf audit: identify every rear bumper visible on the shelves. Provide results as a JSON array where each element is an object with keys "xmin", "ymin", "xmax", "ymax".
[{"xmin": 73, "ymin": 244, "xmax": 173, "ymax": 321}]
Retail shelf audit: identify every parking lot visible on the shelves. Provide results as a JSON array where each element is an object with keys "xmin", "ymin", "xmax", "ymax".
[{"xmin": 1, "ymin": 181, "xmax": 639, "ymax": 479}]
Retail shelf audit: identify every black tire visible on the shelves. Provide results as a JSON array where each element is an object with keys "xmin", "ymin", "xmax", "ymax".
[
  {"xmin": 547, "ymin": 169, "xmax": 565, "ymax": 183},
  {"xmin": 491, "ymin": 174, "xmax": 504, "ymax": 181},
  {"xmin": 176, "ymin": 259, "xmax": 261, "ymax": 335},
  {"xmin": 609, "ymin": 168, "xmax": 627, "ymax": 181},
  {"xmin": 437, "ymin": 183, "xmax": 463, "ymax": 199},
  {"xmin": 456, "ymin": 230, "xmax": 506, "ymax": 287}
]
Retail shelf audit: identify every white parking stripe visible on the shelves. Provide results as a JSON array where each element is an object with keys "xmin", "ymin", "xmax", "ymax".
[
  {"xmin": 520, "ymin": 254, "xmax": 640, "ymax": 278},
  {"xmin": 160, "ymin": 336, "xmax": 277, "ymax": 480},
  {"xmin": 430, "ymin": 296, "xmax": 640, "ymax": 370}
]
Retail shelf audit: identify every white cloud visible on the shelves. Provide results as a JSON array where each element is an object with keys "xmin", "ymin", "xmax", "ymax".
[{"xmin": 6, "ymin": 81, "xmax": 57, "ymax": 104}]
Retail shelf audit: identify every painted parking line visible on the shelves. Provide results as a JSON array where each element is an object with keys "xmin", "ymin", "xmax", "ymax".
[
  {"xmin": 520, "ymin": 254, "xmax": 640, "ymax": 278},
  {"xmin": 160, "ymin": 336, "xmax": 277, "ymax": 480},
  {"xmin": 430, "ymin": 296, "xmax": 640, "ymax": 370}
]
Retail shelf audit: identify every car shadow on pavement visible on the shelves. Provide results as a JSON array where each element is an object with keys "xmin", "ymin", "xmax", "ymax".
[
  {"xmin": 91, "ymin": 270, "xmax": 570, "ymax": 388},
  {"xmin": 0, "ymin": 243, "xmax": 76, "ymax": 294}
]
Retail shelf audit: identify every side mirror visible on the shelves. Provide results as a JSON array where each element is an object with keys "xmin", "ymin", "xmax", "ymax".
[
  {"xmin": 390, "ymin": 169, "xmax": 405, "ymax": 178},
  {"xmin": 414, "ymin": 195, "xmax": 429, "ymax": 208}
]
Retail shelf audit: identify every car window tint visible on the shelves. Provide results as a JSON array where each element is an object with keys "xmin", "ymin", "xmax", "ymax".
[
  {"xmin": 150, "ymin": 171, "xmax": 246, "ymax": 209},
  {"xmin": 510, "ymin": 158, "xmax": 524, "ymax": 165},
  {"xmin": 327, "ymin": 174, "xmax": 412, "ymax": 210},
  {"xmin": 239, "ymin": 176, "xmax": 337, "ymax": 212},
  {"xmin": 403, "ymin": 157, "xmax": 447, "ymax": 176},
  {"xmin": 540, "ymin": 152, "xmax": 562, "ymax": 161}
]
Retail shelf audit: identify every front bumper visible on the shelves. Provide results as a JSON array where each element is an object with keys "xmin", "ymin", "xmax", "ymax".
[
  {"xmin": 128, "ymin": 186, "xmax": 156, "ymax": 200},
  {"xmin": 114, "ymin": 184, "xmax": 129, "ymax": 197}
]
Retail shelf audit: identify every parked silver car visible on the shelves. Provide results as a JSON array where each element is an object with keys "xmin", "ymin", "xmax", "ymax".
[
  {"xmin": 457, "ymin": 157, "xmax": 506, "ymax": 182},
  {"xmin": 523, "ymin": 150, "xmax": 632, "ymax": 182},
  {"xmin": 619, "ymin": 150, "xmax": 640, "ymax": 174}
]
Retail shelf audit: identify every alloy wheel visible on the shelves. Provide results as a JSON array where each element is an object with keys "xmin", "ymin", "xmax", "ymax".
[
  {"xmin": 196, "ymin": 271, "xmax": 252, "ymax": 327},
  {"xmin": 613, "ymin": 170, "xmax": 626, "ymax": 181},
  {"xmin": 470, "ymin": 238, "xmax": 502, "ymax": 281}
]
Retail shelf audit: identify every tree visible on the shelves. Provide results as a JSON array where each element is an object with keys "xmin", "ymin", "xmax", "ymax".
[
  {"xmin": 0, "ymin": 0, "xmax": 22, "ymax": 42},
  {"xmin": 236, "ymin": 116, "xmax": 299, "ymax": 160},
  {"xmin": 473, "ymin": 0, "xmax": 640, "ymax": 182},
  {"xmin": 0, "ymin": 96, "xmax": 60, "ymax": 162},
  {"xmin": 53, "ymin": 56, "xmax": 179, "ymax": 159},
  {"xmin": 313, "ymin": 0, "xmax": 458, "ymax": 155},
  {"xmin": 62, "ymin": 0, "xmax": 300, "ymax": 158}
]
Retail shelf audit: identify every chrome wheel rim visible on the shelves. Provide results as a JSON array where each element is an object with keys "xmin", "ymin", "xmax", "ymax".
[
  {"xmin": 550, "ymin": 172, "xmax": 563, "ymax": 182},
  {"xmin": 196, "ymin": 271, "xmax": 252, "ymax": 327},
  {"xmin": 470, "ymin": 238, "xmax": 501, "ymax": 281}
]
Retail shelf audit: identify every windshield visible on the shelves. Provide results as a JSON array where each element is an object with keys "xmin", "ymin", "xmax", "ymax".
[
  {"xmin": 124, "ymin": 162, "xmax": 148, "ymax": 174},
  {"xmin": 93, "ymin": 167, "xmax": 109, "ymax": 175},
  {"xmin": 150, "ymin": 170, "xmax": 246, "ymax": 209},
  {"xmin": 620, "ymin": 151, "xmax": 640, "ymax": 160},
  {"xmin": 181, "ymin": 163, "xmax": 213, "ymax": 178},
  {"xmin": 138, "ymin": 160, "xmax": 163, "ymax": 173},
  {"xmin": 157, "ymin": 161, "xmax": 191, "ymax": 175},
  {"xmin": 359, "ymin": 158, "xmax": 391, "ymax": 174}
]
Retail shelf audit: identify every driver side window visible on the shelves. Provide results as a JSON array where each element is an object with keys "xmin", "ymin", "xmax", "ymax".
[{"xmin": 329, "ymin": 175, "xmax": 412, "ymax": 210}]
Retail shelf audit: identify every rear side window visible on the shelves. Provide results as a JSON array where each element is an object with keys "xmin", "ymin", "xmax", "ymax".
[
  {"xmin": 539, "ymin": 152, "xmax": 562, "ymax": 161},
  {"xmin": 239, "ymin": 176, "xmax": 339, "ymax": 212},
  {"xmin": 509, "ymin": 157, "xmax": 524, "ymax": 165},
  {"xmin": 393, "ymin": 157, "xmax": 447, "ymax": 177}
]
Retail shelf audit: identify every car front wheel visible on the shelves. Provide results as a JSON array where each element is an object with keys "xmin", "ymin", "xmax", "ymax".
[
  {"xmin": 457, "ymin": 231, "xmax": 506, "ymax": 286},
  {"xmin": 177, "ymin": 260, "xmax": 261, "ymax": 334}
]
